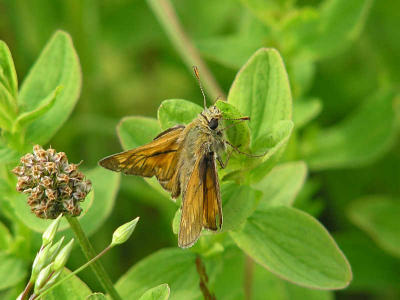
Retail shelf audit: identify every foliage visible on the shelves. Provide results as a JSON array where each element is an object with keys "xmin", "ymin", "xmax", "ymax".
[{"xmin": 0, "ymin": 0, "xmax": 399, "ymax": 299}]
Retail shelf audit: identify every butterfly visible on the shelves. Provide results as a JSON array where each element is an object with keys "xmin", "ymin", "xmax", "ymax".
[{"xmin": 99, "ymin": 67, "xmax": 259, "ymax": 248}]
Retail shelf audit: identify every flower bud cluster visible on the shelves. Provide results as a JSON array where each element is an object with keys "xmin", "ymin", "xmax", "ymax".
[
  {"xmin": 13, "ymin": 145, "xmax": 91, "ymax": 219},
  {"xmin": 29, "ymin": 216, "xmax": 74, "ymax": 296}
]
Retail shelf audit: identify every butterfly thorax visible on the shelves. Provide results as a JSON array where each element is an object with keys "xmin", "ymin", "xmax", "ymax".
[{"xmin": 176, "ymin": 106, "xmax": 225, "ymax": 198}]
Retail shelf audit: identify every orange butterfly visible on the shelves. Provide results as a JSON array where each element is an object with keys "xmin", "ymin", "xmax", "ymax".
[{"xmin": 99, "ymin": 67, "xmax": 256, "ymax": 248}]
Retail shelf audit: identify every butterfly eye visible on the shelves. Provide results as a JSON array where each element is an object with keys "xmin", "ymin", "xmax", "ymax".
[{"xmin": 208, "ymin": 118, "xmax": 218, "ymax": 130}]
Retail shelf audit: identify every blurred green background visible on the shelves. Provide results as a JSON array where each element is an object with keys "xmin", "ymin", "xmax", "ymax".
[{"xmin": 1, "ymin": 0, "xmax": 399, "ymax": 299}]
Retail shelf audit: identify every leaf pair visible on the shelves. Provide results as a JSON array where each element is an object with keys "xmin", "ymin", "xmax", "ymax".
[{"xmin": 0, "ymin": 31, "xmax": 81, "ymax": 160}]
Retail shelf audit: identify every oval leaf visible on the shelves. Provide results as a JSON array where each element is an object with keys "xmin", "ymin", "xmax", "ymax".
[
  {"xmin": 0, "ymin": 40, "xmax": 18, "ymax": 98},
  {"xmin": 348, "ymin": 196, "xmax": 400, "ymax": 258},
  {"xmin": 230, "ymin": 207, "xmax": 352, "ymax": 289},
  {"xmin": 86, "ymin": 293, "xmax": 107, "ymax": 300},
  {"xmin": 253, "ymin": 261, "xmax": 334, "ymax": 300},
  {"xmin": 228, "ymin": 48, "xmax": 292, "ymax": 151},
  {"xmin": 139, "ymin": 284, "xmax": 170, "ymax": 300},
  {"xmin": 0, "ymin": 222, "xmax": 12, "ymax": 251},
  {"xmin": 116, "ymin": 248, "xmax": 199, "ymax": 300},
  {"xmin": 221, "ymin": 182, "xmax": 260, "ymax": 231},
  {"xmin": 45, "ymin": 268, "xmax": 92, "ymax": 299},
  {"xmin": 293, "ymin": 98, "xmax": 322, "ymax": 129},
  {"xmin": 215, "ymin": 100, "xmax": 250, "ymax": 148},
  {"xmin": 118, "ymin": 116, "xmax": 161, "ymax": 149},
  {"xmin": 0, "ymin": 252, "xmax": 27, "ymax": 290},
  {"xmin": 157, "ymin": 99, "xmax": 202, "ymax": 130},
  {"xmin": 304, "ymin": 90, "xmax": 398, "ymax": 170},
  {"xmin": 18, "ymin": 30, "xmax": 81, "ymax": 145},
  {"xmin": 253, "ymin": 161, "xmax": 307, "ymax": 209}
]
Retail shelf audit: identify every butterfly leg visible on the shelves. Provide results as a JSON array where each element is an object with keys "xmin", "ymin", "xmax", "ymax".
[
  {"xmin": 217, "ymin": 149, "xmax": 233, "ymax": 169},
  {"xmin": 225, "ymin": 140, "xmax": 269, "ymax": 158}
]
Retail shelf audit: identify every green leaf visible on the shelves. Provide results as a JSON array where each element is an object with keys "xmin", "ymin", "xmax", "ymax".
[
  {"xmin": 118, "ymin": 116, "xmax": 161, "ymax": 149},
  {"xmin": 0, "ymin": 76, "xmax": 16, "ymax": 130},
  {"xmin": 196, "ymin": 15, "xmax": 270, "ymax": 69},
  {"xmin": 253, "ymin": 161, "xmax": 307, "ymax": 209},
  {"xmin": 0, "ymin": 147, "xmax": 20, "ymax": 164},
  {"xmin": 116, "ymin": 248, "xmax": 200, "ymax": 300},
  {"xmin": 18, "ymin": 30, "xmax": 81, "ymax": 145},
  {"xmin": 117, "ymin": 116, "xmax": 171, "ymax": 197},
  {"xmin": 348, "ymin": 196, "xmax": 400, "ymax": 258},
  {"xmin": 248, "ymin": 120, "xmax": 294, "ymax": 182},
  {"xmin": 228, "ymin": 48, "xmax": 292, "ymax": 152},
  {"xmin": 215, "ymin": 100, "xmax": 251, "ymax": 149},
  {"xmin": 73, "ymin": 166, "xmax": 120, "ymax": 236},
  {"xmin": 0, "ymin": 40, "xmax": 18, "ymax": 99},
  {"xmin": 315, "ymin": 0, "xmax": 373, "ymax": 57},
  {"xmin": 252, "ymin": 262, "xmax": 334, "ymax": 300},
  {"xmin": 230, "ymin": 207, "xmax": 352, "ymax": 289},
  {"xmin": 221, "ymin": 182, "xmax": 260, "ymax": 231},
  {"xmin": 12, "ymin": 86, "xmax": 62, "ymax": 133},
  {"xmin": 0, "ymin": 222, "xmax": 12, "ymax": 251},
  {"xmin": 197, "ymin": 34, "xmax": 263, "ymax": 70},
  {"xmin": 304, "ymin": 90, "xmax": 398, "ymax": 170},
  {"xmin": 281, "ymin": 0, "xmax": 373, "ymax": 58},
  {"xmin": 44, "ymin": 268, "xmax": 92, "ymax": 299},
  {"xmin": 86, "ymin": 293, "xmax": 107, "ymax": 300},
  {"xmin": 139, "ymin": 284, "xmax": 170, "ymax": 300},
  {"xmin": 172, "ymin": 208, "xmax": 181, "ymax": 235},
  {"xmin": 0, "ymin": 252, "xmax": 27, "ymax": 290},
  {"xmin": 157, "ymin": 99, "xmax": 202, "ymax": 130},
  {"xmin": 239, "ymin": 0, "xmax": 295, "ymax": 26},
  {"xmin": 335, "ymin": 231, "xmax": 400, "ymax": 293},
  {"xmin": 209, "ymin": 246, "xmax": 245, "ymax": 299},
  {"xmin": 293, "ymin": 98, "xmax": 322, "ymax": 129}
]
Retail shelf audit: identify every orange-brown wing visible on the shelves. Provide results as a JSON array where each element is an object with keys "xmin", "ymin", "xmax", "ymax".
[
  {"xmin": 202, "ymin": 152, "xmax": 222, "ymax": 231},
  {"xmin": 178, "ymin": 152, "xmax": 222, "ymax": 248},
  {"xmin": 99, "ymin": 125, "xmax": 184, "ymax": 195}
]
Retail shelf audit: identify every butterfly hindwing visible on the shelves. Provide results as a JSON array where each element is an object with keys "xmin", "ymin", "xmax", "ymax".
[
  {"xmin": 178, "ymin": 151, "xmax": 222, "ymax": 248},
  {"xmin": 99, "ymin": 125, "xmax": 184, "ymax": 195}
]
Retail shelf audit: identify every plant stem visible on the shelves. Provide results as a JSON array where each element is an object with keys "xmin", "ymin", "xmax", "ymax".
[
  {"xmin": 195, "ymin": 256, "xmax": 216, "ymax": 300},
  {"xmin": 19, "ymin": 281, "xmax": 33, "ymax": 300},
  {"xmin": 244, "ymin": 255, "xmax": 254, "ymax": 300},
  {"xmin": 66, "ymin": 216, "xmax": 122, "ymax": 300},
  {"xmin": 36, "ymin": 245, "xmax": 112, "ymax": 299},
  {"xmin": 146, "ymin": 0, "xmax": 226, "ymax": 102}
]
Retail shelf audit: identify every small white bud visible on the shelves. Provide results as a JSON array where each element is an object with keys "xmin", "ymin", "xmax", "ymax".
[
  {"xmin": 110, "ymin": 217, "xmax": 139, "ymax": 247},
  {"xmin": 34, "ymin": 263, "xmax": 54, "ymax": 294},
  {"xmin": 42, "ymin": 214, "xmax": 62, "ymax": 247},
  {"xmin": 53, "ymin": 239, "xmax": 74, "ymax": 271},
  {"xmin": 31, "ymin": 244, "xmax": 51, "ymax": 282},
  {"xmin": 46, "ymin": 236, "xmax": 65, "ymax": 264},
  {"xmin": 39, "ymin": 269, "xmax": 62, "ymax": 293}
]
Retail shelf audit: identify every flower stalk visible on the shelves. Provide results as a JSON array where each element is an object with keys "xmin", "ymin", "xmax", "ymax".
[{"xmin": 66, "ymin": 215, "xmax": 122, "ymax": 300}]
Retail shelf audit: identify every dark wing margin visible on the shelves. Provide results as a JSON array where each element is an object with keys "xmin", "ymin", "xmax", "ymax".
[
  {"xmin": 99, "ymin": 125, "xmax": 184, "ymax": 196},
  {"xmin": 178, "ymin": 152, "xmax": 222, "ymax": 248}
]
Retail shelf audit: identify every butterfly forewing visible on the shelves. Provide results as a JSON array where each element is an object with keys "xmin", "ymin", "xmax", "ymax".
[{"xmin": 99, "ymin": 125, "xmax": 184, "ymax": 195}]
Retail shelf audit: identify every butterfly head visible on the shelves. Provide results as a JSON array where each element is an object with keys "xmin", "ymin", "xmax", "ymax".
[{"xmin": 200, "ymin": 106, "xmax": 223, "ymax": 131}]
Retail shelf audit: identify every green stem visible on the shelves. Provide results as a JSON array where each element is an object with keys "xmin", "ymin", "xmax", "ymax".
[
  {"xmin": 66, "ymin": 216, "xmax": 121, "ymax": 300},
  {"xmin": 244, "ymin": 255, "xmax": 254, "ymax": 300},
  {"xmin": 36, "ymin": 245, "xmax": 112, "ymax": 299},
  {"xmin": 19, "ymin": 280, "xmax": 33, "ymax": 300},
  {"xmin": 147, "ymin": 0, "xmax": 226, "ymax": 102}
]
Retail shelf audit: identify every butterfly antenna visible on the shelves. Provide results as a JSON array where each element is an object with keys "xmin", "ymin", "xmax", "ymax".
[{"xmin": 193, "ymin": 66, "xmax": 207, "ymax": 109}]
